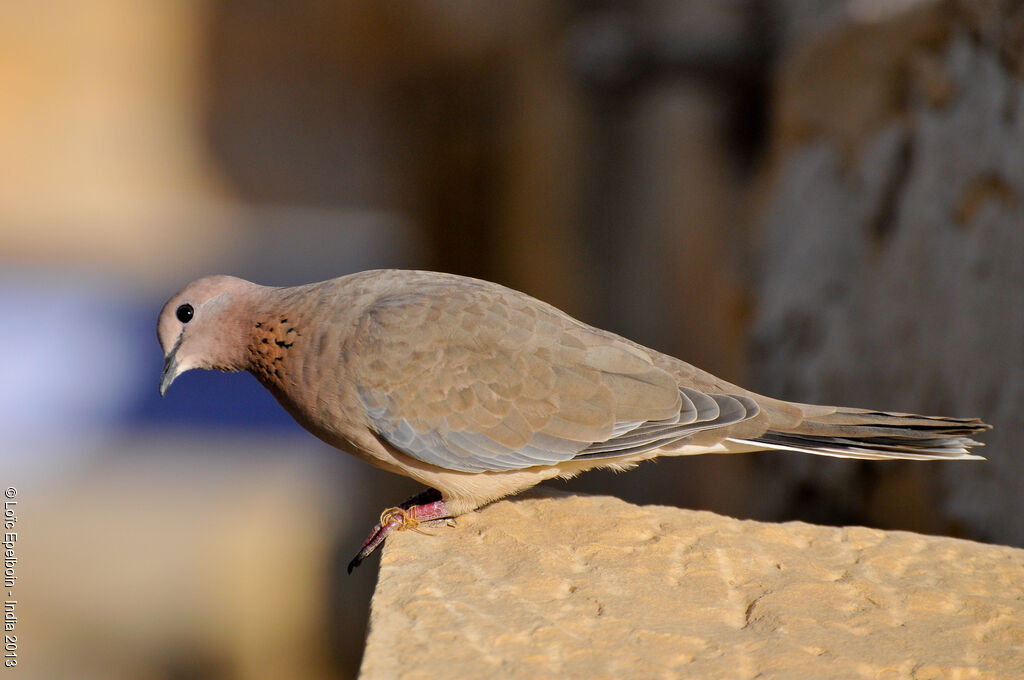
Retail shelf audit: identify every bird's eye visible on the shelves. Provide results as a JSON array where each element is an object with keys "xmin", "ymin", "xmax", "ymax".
[{"xmin": 176, "ymin": 304, "xmax": 194, "ymax": 324}]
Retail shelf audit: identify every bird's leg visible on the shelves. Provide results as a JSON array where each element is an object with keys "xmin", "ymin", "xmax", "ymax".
[{"xmin": 347, "ymin": 487, "xmax": 452, "ymax": 573}]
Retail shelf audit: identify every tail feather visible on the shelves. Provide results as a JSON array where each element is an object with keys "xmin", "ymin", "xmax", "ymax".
[{"xmin": 730, "ymin": 407, "xmax": 990, "ymax": 461}]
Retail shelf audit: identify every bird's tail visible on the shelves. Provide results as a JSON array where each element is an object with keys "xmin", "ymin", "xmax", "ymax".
[{"xmin": 729, "ymin": 407, "xmax": 991, "ymax": 461}]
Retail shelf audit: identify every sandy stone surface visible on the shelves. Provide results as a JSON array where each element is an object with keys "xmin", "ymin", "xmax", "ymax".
[{"xmin": 360, "ymin": 491, "xmax": 1024, "ymax": 679}]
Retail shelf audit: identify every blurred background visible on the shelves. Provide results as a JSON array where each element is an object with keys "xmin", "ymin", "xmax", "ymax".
[{"xmin": 2, "ymin": 0, "xmax": 1022, "ymax": 677}]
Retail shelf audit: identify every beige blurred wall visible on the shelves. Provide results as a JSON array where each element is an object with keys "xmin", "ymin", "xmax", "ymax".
[
  {"xmin": 0, "ymin": 1, "xmax": 237, "ymax": 281},
  {"xmin": 19, "ymin": 436, "xmax": 350, "ymax": 680}
]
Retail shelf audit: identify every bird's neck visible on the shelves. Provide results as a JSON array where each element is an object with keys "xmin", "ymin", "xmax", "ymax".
[{"xmin": 245, "ymin": 301, "xmax": 303, "ymax": 393}]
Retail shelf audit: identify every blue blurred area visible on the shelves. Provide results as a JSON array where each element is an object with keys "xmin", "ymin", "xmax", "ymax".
[
  {"xmin": 0, "ymin": 272, "xmax": 302, "ymax": 470},
  {"xmin": 132, "ymin": 365, "xmax": 303, "ymax": 431}
]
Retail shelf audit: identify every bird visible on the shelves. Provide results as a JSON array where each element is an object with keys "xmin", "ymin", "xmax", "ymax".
[{"xmin": 157, "ymin": 269, "xmax": 990, "ymax": 571}]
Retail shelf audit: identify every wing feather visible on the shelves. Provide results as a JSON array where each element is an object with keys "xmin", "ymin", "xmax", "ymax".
[{"xmin": 352, "ymin": 279, "xmax": 760, "ymax": 472}]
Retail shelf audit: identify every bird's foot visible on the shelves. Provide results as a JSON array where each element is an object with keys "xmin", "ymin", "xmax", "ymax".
[
  {"xmin": 378, "ymin": 506, "xmax": 434, "ymax": 535},
  {"xmin": 347, "ymin": 488, "xmax": 452, "ymax": 573}
]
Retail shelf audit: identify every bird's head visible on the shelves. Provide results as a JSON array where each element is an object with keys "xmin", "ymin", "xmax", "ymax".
[{"xmin": 157, "ymin": 275, "xmax": 259, "ymax": 396}]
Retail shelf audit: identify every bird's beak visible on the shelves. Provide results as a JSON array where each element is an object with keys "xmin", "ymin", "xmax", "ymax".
[
  {"xmin": 159, "ymin": 335, "xmax": 184, "ymax": 397},
  {"xmin": 159, "ymin": 351, "xmax": 179, "ymax": 397}
]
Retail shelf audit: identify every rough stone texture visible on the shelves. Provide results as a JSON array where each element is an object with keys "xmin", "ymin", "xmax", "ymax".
[
  {"xmin": 360, "ymin": 492, "xmax": 1024, "ymax": 680},
  {"xmin": 752, "ymin": 2, "xmax": 1024, "ymax": 545}
]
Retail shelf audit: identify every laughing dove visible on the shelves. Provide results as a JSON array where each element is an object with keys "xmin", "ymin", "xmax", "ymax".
[{"xmin": 157, "ymin": 270, "xmax": 989, "ymax": 570}]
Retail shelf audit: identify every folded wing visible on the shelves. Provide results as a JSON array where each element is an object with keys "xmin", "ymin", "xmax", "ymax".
[{"xmin": 353, "ymin": 281, "xmax": 760, "ymax": 473}]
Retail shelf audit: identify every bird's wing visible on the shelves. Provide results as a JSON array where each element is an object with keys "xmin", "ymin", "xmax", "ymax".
[{"xmin": 351, "ymin": 280, "xmax": 759, "ymax": 473}]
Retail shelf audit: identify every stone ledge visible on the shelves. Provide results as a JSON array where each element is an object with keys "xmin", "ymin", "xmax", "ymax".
[{"xmin": 360, "ymin": 490, "xmax": 1024, "ymax": 679}]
